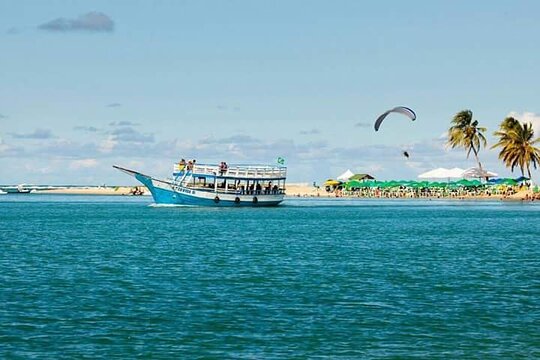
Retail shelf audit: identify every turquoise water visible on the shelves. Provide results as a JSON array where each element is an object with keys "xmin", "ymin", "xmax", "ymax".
[{"xmin": 1, "ymin": 195, "xmax": 539, "ymax": 358}]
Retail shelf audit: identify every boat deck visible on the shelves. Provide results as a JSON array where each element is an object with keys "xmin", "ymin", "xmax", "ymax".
[{"xmin": 173, "ymin": 163, "xmax": 287, "ymax": 180}]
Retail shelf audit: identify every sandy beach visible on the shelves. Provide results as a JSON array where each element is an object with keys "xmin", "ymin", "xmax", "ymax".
[
  {"xmin": 30, "ymin": 183, "xmax": 538, "ymax": 201},
  {"xmin": 34, "ymin": 186, "xmax": 148, "ymax": 196}
]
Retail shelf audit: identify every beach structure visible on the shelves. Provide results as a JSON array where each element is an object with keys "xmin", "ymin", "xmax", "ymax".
[
  {"xmin": 349, "ymin": 173, "xmax": 375, "ymax": 181},
  {"xmin": 418, "ymin": 167, "xmax": 465, "ymax": 180},
  {"xmin": 113, "ymin": 162, "xmax": 287, "ymax": 206},
  {"xmin": 461, "ymin": 167, "xmax": 498, "ymax": 179},
  {"xmin": 337, "ymin": 169, "xmax": 355, "ymax": 182}
]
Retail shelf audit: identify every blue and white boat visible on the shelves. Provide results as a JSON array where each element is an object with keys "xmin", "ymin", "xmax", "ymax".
[{"xmin": 113, "ymin": 162, "xmax": 287, "ymax": 206}]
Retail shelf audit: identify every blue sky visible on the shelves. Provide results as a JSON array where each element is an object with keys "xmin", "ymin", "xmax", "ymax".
[{"xmin": 2, "ymin": 0, "xmax": 540, "ymax": 184}]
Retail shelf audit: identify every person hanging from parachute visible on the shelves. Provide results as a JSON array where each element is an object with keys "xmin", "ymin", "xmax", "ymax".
[{"xmin": 373, "ymin": 106, "xmax": 417, "ymax": 160}]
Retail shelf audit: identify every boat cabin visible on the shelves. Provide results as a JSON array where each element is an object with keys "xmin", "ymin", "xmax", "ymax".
[{"xmin": 171, "ymin": 163, "xmax": 287, "ymax": 195}]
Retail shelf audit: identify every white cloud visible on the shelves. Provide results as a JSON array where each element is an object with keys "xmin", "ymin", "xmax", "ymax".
[
  {"xmin": 0, "ymin": 136, "xmax": 24, "ymax": 157},
  {"xmin": 70, "ymin": 159, "xmax": 98, "ymax": 169},
  {"xmin": 99, "ymin": 136, "xmax": 117, "ymax": 153},
  {"xmin": 10, "ymin": 128, "xmax": 55, "ymax": 139}
]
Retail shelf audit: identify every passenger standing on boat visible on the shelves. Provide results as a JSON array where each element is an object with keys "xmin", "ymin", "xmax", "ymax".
[
  {"xmin": 249, "ymin": 183, "xmax": 255, "ymax": 195},
  {"xmin": 256, "ymin": 183, "xmax": 262, "ymax": 195},
  {"xmin": 178, "ymin": 158, "xmax": 186, "ymax": 171},
  {"xmin": 219, "ymin": 161, "xmax": 229, "ymax": 175}
]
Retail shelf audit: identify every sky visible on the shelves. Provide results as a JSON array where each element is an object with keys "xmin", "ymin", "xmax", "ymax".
[{"xmin": 2, "ymin": 0, "xmax": 540, "ymax": 184}]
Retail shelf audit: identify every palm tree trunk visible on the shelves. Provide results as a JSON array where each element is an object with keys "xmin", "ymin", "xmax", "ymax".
[{"xmin": 471, "ymin": 146, "xmax": 483, "ymax": 171}]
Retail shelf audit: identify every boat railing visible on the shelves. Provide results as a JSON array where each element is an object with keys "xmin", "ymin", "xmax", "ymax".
[
  {"xmin": 173, "ymin": 163, "xmax": 287, "ymax": 179},
  {"xmin": 186, "ymin": 183, "xmax": 286, "ymax": 195}
]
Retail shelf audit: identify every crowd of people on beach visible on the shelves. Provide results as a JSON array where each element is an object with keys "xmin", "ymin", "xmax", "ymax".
[{"xmin": 327, "ymin": 182, "xmax": 538, "ymax": 200}]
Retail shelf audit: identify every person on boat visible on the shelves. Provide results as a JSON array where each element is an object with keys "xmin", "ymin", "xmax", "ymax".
[
  {"xmin": 178, "ymin": 158, "xmax": 186, "ymax": 171},
  {"xmin": 219, "ymin": 161, "xmax": 229, "ymax": 175},
  {"xmin": 265, "ymin": 181, "xmax": 272, "ymax": 194},
  {"xmin": 255, "ymin": 183, "xmax": 262, "ymax": 195}
]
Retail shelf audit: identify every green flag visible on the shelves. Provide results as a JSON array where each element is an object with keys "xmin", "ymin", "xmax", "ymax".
[{"xmin": 277, "ymin": 157, "xmax": 285, "ymax": 165}]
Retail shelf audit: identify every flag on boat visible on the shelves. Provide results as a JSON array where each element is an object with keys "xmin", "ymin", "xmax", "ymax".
[{"xmin": 277, "ymin": 157, "xmax": 285, "ymax": 165}]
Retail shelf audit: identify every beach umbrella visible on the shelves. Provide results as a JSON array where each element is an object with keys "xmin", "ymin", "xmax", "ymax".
[
  {"xmin": 418, "ymin": 167, "xmax": 464, "ymax": 180},
  {"xmin": 514, "ymin": 176, "xmax": 529, "ymax": 183},
  {"xmin": 324, "ymin": 179, "xmax": 341, "ymax": 186},
  {"xmin": 455, "ymin": 179, "xmax": 473, "ymax": 187},
  {"xmin": 500, "ymin": 178, "xmax": 518, "ymax": 185},
  {"xmin": 418, "ymin": 168, "xmax": 449, "ymax": 179},
  {"xmin": 344, "ymin": 179, "xmax": 362, "ymax": 189},
  {"xmin": 462, "ymin": 167, "xmax": 498, "ymax": 179},
  {"xmin": 448, "ymin": 167, "xmax": 466, "ymax": 178},
  {"xmin": 365, "ymin": 181, "xmax": 379, "ymax": 188}
]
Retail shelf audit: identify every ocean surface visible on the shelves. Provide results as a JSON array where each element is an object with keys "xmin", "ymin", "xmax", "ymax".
[{"xmin": 1, "ymin": 195, "xmax": 539, "ymax": 359}]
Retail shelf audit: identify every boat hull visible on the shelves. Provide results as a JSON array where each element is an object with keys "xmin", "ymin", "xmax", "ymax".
[{"xmin": 128, "ymin": 170, "xmax": 283, "ymax": 207}]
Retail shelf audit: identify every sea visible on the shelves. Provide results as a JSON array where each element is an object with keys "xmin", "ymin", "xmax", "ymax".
[{"xmin": 1, "ymin": 195, "xmax": 539, "ymax": 359}]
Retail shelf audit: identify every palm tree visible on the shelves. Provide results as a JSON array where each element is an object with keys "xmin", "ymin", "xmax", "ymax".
[
  {"xmin": 447, "ymin": 110, "xmax": 487, "ymax": 171},
  {"xmin": 492, "ymin": 117, "xmax": 540, "ymax": 179}
]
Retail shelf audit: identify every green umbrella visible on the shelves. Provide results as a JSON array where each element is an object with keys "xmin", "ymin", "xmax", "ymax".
[
  {"xmin": 344, "ymin": 179, "xmax": 362, "ymax": 189},
  {"xmin": 501, "ymin": 178, "xmax": 518, "ymax": 185}
]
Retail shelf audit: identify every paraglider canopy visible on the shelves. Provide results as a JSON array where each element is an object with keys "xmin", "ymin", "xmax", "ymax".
[{"xmin": 374, "ymin": 106, "xmax": 416, "ymax": 131}]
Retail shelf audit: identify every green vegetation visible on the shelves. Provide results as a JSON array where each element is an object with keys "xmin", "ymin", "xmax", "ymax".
[
  {"xmin": 447, "ymin": 110, "xmax": 487, "ymax": 171},
  {"xmin": 447, "ymin": 111, "xmax": 540, "ymax": 181},
  {"xmin": 492, "ymin": 117, "xmax": 540, "ymax": 179}
]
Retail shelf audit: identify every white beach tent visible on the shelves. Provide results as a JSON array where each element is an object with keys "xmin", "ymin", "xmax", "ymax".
[
  {"xmin": 337, "ymin": 169, "xmax": 355, "ymax": 182},
  {"xmin": 448, "ymin": 167, "xmax": 466, "ymax": 178},
  {"xmin": 418, "ymin": 167, "xmax": 465, "ymax": 180},
  {"xmin": 461, "ymin": 167, "xmax": 498, "ymax": 179}
]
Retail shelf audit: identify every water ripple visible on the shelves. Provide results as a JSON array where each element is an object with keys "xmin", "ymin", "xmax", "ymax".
[{"xmin": 0, "ymin": 196, "xmax": 539, "ymax": 358}]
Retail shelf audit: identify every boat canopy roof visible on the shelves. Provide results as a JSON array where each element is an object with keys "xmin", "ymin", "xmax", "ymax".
[{"xmin": 173, "ymin": 163, "xmax": 287, "ymax": 180}]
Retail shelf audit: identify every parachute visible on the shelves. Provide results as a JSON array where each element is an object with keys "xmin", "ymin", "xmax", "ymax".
[{"xmin": 374, "ymin": 106, "xmax": 416, "ymax": 131}]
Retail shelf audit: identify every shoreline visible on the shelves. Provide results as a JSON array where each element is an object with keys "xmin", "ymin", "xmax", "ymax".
[{"xmin": 10, "ymin": 184, "xmax": 537, "ymax": 202}]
